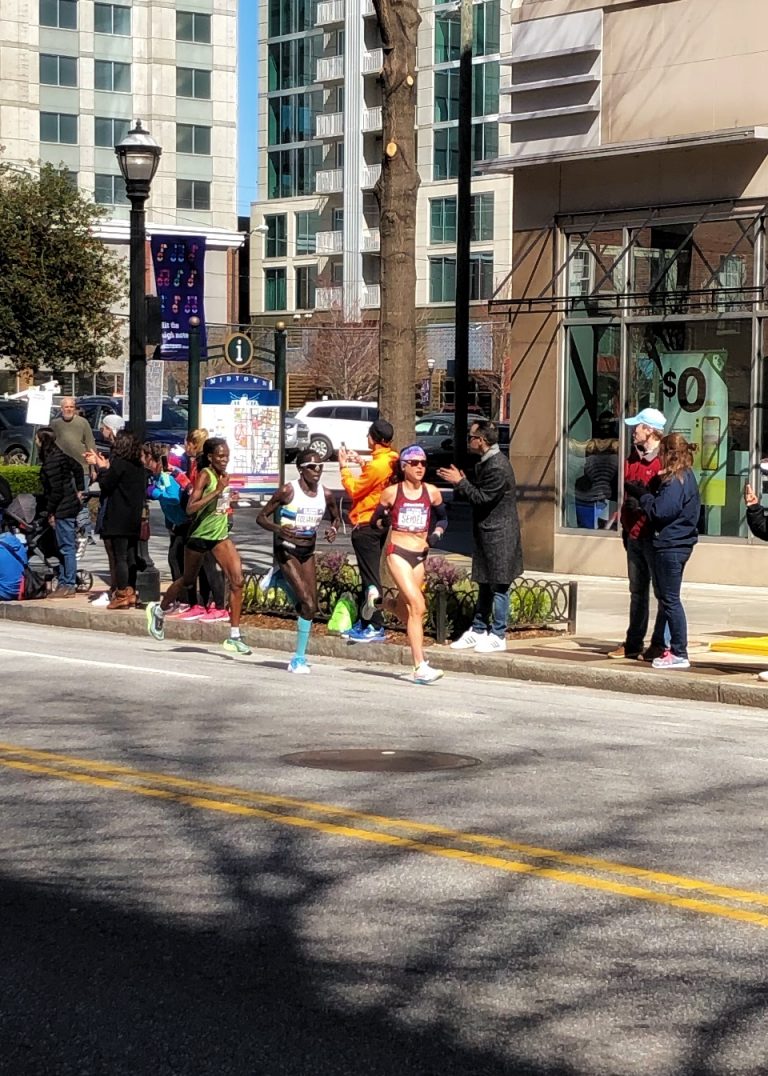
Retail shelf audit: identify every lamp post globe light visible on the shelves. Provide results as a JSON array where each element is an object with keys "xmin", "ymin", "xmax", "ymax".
[
  {"xmin": 115, "ymin": 120, "xmax": 162, "ymax": 441},
  {"xmin": 426, "ymin": 355, "xmax": 436, "ymax": 409}
]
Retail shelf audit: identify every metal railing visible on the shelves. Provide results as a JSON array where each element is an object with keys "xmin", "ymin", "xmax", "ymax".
[{"xmin": 243, "ymin": 560, "xmax": 577, "ymax": 644}]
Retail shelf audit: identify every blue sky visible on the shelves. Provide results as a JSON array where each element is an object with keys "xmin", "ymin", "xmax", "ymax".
[{"xmin": 237, "ymin": 0, "xmax": 260, "ymax": 216}]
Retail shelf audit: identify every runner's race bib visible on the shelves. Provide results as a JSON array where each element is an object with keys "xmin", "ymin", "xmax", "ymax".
[{"xmin": 397, "ymin": 504, "xmax": 429, "ymax": 532}]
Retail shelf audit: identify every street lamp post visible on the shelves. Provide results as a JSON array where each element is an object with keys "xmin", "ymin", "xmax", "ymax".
[
  {"xmin": 115, "ymin": 120, "xmax": 162, "ymax": 442},
  {"xmin": 427, "ymin": 355, "xmax": 436, "ymax": 410},
  {"xmin": 274, "ymin": 321, "xmax": 287, "ymax": 488},
  {"xmin": 187, "ymin": 316, "xmax": 201, "ymax": 434}
]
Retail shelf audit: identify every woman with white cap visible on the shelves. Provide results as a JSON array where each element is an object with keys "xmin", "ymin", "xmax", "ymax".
[{"xmin": 369, "ymin": 444, "xmax": 447, "ymax": 685}]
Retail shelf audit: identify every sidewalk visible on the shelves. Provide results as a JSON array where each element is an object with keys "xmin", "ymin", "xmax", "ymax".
[{"xmin": 4, "ymin": 570, "xmax": 768, "ymax": 710}]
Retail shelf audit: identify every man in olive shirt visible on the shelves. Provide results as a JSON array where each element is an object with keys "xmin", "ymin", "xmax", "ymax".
[{"xmin": 51, "ymin": 397, "xmax": 95, "ymax": 476}]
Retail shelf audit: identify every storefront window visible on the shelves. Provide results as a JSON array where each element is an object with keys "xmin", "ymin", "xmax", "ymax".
[
  {"xmin": 563, "ymin": 325, "xmax": 621, "ymax": 530},
  {"xmin": 565, "ymin": 229, "xmax": 626, "ymax": 315},
  {"xmin": 628, "ymin": 320, "xmax": 752, "ymax": 537}
]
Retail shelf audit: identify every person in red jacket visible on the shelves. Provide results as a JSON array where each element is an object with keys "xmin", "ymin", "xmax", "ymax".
[{"xmin": 608, "ymin": 407, "xmax": 668, "ymax": 661}]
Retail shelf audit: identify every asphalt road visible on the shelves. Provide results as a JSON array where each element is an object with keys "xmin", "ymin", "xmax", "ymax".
[{"xmin": 3, "ymin": 621, "xmax": 768, "ymax": 1074}]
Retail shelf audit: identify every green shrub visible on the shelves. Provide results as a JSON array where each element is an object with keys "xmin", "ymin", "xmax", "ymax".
[
  {"xmin": 509, "ymin": 583, "xmax": 554, "ymax": 626},
  {"xmin": 0, "ymin": 465, "xmax": 41, "ymax": 496}
]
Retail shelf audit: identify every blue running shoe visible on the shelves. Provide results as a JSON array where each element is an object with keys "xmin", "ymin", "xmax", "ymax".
[
  {"xmin": 287, "ymin": 656, "xmax": 311, "ymax": 674},
  {"xmin": 340, "ymin": 620, "xmax": 362, "ymax": 639},
  {"xmin": 348, "ymin": 624, "xmax": 386, "ymax": 643}
]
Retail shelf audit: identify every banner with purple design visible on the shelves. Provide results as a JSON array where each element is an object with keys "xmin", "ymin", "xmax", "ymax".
[{"xmin": 150, "ymin": 235, "xmax": 207, "ymax": 359}]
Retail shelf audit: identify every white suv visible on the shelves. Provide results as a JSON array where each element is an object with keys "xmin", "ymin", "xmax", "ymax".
[{"xmin": 293, "ymin": 399, "xmax": 380, "ymax": 461}]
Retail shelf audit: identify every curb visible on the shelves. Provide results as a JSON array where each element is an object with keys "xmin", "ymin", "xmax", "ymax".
[{"xmin": 2, "ymin": 601, "xmax": 767, "ymax": 710}]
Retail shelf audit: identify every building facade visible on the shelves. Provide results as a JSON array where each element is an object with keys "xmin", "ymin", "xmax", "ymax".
[
  {"xmin": 0, "ymin": 0, "xmax": 241, "ymax": 396},
  {"xmin": 485, "ymin": 0, "xmax": 768, "ymax": 584},
  {"xmin": 248, "ymin": 0, "xmax": 518, "ymax": 407}
]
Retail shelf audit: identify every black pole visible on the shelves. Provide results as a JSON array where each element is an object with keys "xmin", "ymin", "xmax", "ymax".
[
  {"xmin": 187, "ymin": 317, "xmax": 201, "ymax": 434},
  {"xmin": 126, "ymin": 183, "xmax": 149, "ymax": 442},
  {"xmin": 274, "ymin": 321, "xmax": 287, "ymax": 487},
  {"xmin": 453, "ymin": 0, "xmax": 472, "ymax": 469}
]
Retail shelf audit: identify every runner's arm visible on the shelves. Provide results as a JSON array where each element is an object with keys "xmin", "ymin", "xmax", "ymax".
[
  {"xmin": 186, "ymin": 469, "xmax": 225, "ymax": 516},
  {"xmin": 427, "ymin": 486, "xmax": 448, "ymax": 546},
  {"xmin": 256, "ymin": 484, "xmax": 291, "ymax": 537}
]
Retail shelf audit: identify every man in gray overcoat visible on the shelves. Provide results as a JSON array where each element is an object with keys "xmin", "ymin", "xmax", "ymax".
[{"xmin": 437, "ymin": 419, "xmax": 523, "ymax": 653}]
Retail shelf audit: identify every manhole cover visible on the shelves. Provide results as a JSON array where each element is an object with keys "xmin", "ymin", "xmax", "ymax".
[{"xmin": 280, "ymin": 749, "xmax": 481, "ymax": 773}]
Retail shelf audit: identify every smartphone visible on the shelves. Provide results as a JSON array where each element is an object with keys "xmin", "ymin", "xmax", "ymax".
[
  {"xmin": 340, "ymin": 441, "xmax": 347, "ymax": 450},
  {"xmin": 701, "ymin": 416, "xmax": 721, "ymax": 471},
  {"xmin": 161, "ymin": 454, "xmax": 169, "ymax": 472}
]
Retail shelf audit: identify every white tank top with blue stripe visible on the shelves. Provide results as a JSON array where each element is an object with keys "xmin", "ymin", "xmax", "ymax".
[{"xmin": 278, "ymin": 481, "xmax": 327, "ymax": 538}]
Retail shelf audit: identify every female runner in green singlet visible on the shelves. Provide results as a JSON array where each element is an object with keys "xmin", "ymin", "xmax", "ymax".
[{"xmin": 146, "ymin": 437, "xmax": 251, "ymax": 654}]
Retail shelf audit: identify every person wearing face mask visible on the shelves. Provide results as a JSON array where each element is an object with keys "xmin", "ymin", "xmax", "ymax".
[{"xmin": 608, "ymin": 407, "xmax": 668, "ymax": 662}]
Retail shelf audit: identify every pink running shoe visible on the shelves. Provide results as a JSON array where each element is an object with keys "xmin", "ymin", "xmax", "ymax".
[
  {"xmin": 176, "ymin": 604, "xmax": 207, "ymax": 621},
  {"xmin": 199, "ymin": 607, "xmax": 230, "ymax": 622}
]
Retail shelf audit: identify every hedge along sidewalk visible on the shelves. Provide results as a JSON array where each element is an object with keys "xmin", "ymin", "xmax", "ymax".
[{"xmin": 3, "ymin": 598, "xmax": 768, "ymax": 711}]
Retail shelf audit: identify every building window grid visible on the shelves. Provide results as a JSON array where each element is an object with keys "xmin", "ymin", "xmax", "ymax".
[
  {"xmin": 94, "ymin": 173, "xmax": 127, "ymax": 205},
  {"xmin": 434, "ymin": 0, "xmax": 499, "ymax": 59},
  {"xmin": 296, "ymin": 265, "xmax": 317, "ymax": 310},
  {"xmin": 40, "ymin": 53, "xmax": 77, "ymax": 87},
  {"xmin": 95, "ymin": 116, "xmax": 131, "ymax": 148},
  {"xmin": 430, "ymin": 193, "xmax": 494, "ymax": 245},
  {"xmin": 176, "ymin": 67, "xmax": 212, "ymax": 101},
  {"xmin": 94, "ymin": 3, "xmax": 131, "ymax": 35},
  {"xmin": 176, "ymin": 179, "xmax": 211, "ymax": 211},
  {"xmin": 39, "ymin": 0, "xmax": 77, "ymax": 29},
  {"xmin": 176, "ymin": 11, "xmax": 212, "ymax": 43},
  {"xmin": 295, "ymin": 211, "xmax": 321, "ymax": 255},
  {"xmin": 265, "ymin": 267, "xmax": 287, "ymax": 311},
  {"xmin": 176, "ymin": 123, "xmax": 211, "ymax": 156},
  {"xmin": 265, "ymin": 215, "xmax": 288, "ymax": 258},
  {"xmin": 433, "ymin": 123, "xmax": 498, "ymax": 181},
  {"xmin": 94, "ymin": 59, "xmax": 131, "ymax": 93},
  {"xmin": 268, "ymin": 0, "xmax": 315, "ymax": 38},
  {"xmin": 40, "ymin": 111, "xmax": 77, "ymax": 145}
]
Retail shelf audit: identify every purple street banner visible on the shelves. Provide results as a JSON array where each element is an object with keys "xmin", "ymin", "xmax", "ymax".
[{"xmin": 150, "ymin": 235, "xmax": 207, "ymax": 359}]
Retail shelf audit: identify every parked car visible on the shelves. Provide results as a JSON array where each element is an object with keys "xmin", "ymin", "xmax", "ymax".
[
  {"xmin": 72, "ymin": 396, "xmax": 190, "ymax": 450},
  {"xmin": 292, "ymin": 399, "xmax": 380, "ymax": 461},
  {"xmin": 415, "ymin": 412, "xmax": 510, "ymax": 481},
  {"xmin": 0, "ymin": 400, "xmax": 35, "ymax": 464},
  {"xmin": 285, "ymin": 411, "xmax": 310, "ymax": 461}
]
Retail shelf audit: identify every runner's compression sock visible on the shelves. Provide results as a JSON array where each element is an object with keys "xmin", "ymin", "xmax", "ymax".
[{"xmin": 295, "ymin": 617, "xmax": 311, "ymax": 660}]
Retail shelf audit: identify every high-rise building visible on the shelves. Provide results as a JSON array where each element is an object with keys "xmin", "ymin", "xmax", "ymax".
[
  {"xmin": 249, "ymin": 0, "xmax": 515, "ymax": 409},
  {"xmin": 0, "ymin": 0, "xmax": 241, "ymax": 395}
]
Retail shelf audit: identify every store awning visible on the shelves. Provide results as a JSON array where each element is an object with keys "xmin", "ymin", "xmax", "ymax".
[{"xmin": 478, "ymin": 126, "xmax": 768, "ymax": 176}]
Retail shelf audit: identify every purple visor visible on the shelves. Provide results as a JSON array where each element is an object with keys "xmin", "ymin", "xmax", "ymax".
[{"xmin": 399, "ymin": 444, "xmax": 427, "ymax": 463}]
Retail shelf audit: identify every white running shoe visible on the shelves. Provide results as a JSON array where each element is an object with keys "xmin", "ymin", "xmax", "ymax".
[
  {"xmin": 287, "ymin": 656, "xmax": 311, "ymax": 674},
  {"xmin": 474, "ymin": 634, "xmax": 507, "ymax": 653},
  {"xmin": 450, "ymin": 629, "xmax": 485, "ymax": 651},
  {"xmin": 361, "ymin": 585, "xmax": 381, "ymax": 621},
  {"xmin": 412, "ymin": 661, "xmax": 444, "ymax": 685},
  {"xmin": 146, "ymin": 601, "xmax": 165, "ymax": 641},
  {"xmin": 758, "ymin": 671, "xmax": 768, "ymax": 683},
  {"xmin": 90, "ymin": 592, "xmax": 111, "ymax": 607}
]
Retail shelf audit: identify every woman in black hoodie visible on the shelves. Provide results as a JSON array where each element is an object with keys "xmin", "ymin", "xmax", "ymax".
[
  {"xmin": 37, "ymin": 426, "xmax": 84, "ymax": 598},
  {"xmin": 96, "ymin": 430, "xmax": 146, "ymax": 609}
]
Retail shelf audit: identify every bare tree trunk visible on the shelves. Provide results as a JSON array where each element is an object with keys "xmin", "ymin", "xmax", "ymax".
[{"xmin": 374, "ymin": 0, "xmax": 421, "ymax": 446}]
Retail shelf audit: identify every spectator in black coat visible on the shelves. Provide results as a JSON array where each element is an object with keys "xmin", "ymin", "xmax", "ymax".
[
  {"xmin": 36, "ymin": 426, "xmax": 84, "ymax": 598},
  {"xmin": 95, "ymin": 430, "xmax": 146, "ymax": 610}
]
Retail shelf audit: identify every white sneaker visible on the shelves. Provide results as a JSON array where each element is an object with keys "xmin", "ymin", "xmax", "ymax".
[
  {"xmin": 361, "ymin": 585, "xmax": 381, "ymax": 621},
  {"xmin": 474, "ymin": 634, "xmax": 507, "ymax": 653},
  {"xmin": 450, "ymin": 629, "xmax": 485, "ymax": 650},
  {"xmin": 412, "ymin": 661, "xmax": 444, "ymax": 685},
  {"xmin": 757, "ymin": 670, "xmax": 768, "ymax": 683},
  {"xmin": 90, "ymin": 592, "xmax": 111, "ymax": 607}
]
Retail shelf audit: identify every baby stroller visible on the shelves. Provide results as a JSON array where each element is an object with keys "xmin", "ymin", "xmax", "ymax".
[{"xmin": 3, "ymin": 493, "xmax": 94, "ymax": 594}]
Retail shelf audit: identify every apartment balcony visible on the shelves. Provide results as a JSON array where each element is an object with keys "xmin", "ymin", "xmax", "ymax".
[
  {"xmin": 316, "ymin": 54, "xmax": 344, "ymax": 81},
  {"xmin": 361, "ymin": 163, "xmax": 381, "ymax": 188},
  {"xmin": 362, "ymin": 228, "xmax": 380, "ymax": 252},
  {"xmin": 362, "ymin": 0, "xmax": 375, "ymax": 15},
  {"xmin": 362, "ymin": 284, "xmax": 381, "ymax": 308},
  {"xmin": 316, "ymin": 112, "xmax": 344, "ymax": 138},
  {"xmin": 316, "ymin": 229, "xmax": 343, "ymax": 254},
  {"xmin": 362, "ymin": 106, "xmax": 382, "ymax": 132},
  {"xmin": 316, "ymin": 0, "xmax": 344, "ymax": 24},
  {"xmin": 316, "ymin": 286, "xmax": 343, "ymax": 310},
  {"xmin": 362, "ymin": 48, "xmax": 383, "ymax": 74},
  {"xmin": 315, "ymin": 167, "xmax": 343, "ymax": 194}
]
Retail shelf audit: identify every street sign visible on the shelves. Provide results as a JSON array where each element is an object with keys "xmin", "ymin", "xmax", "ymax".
[{"xmin": 223, "ymin": 332, "xmax": 253, "ymax": 369}]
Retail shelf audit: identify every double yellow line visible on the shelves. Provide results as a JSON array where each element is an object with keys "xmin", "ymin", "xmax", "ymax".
[{"xmin": 2, "ymin": 740, "xmax": 767, "ymax": 929}]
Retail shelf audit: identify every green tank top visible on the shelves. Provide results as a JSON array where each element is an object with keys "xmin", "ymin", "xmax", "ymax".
[{"xmin": 190, "ymin": 468, "xmax": 229, "ymax": 542}]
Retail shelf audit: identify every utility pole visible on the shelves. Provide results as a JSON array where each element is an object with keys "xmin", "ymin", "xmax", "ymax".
[{"xmin": 453, "ymin": 0, "xmax": 472, "ymax": 469}]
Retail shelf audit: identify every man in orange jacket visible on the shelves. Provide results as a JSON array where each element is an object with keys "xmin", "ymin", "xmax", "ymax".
[{"xmin": 338, "ymin": 418, "xmax": 398, "ymax": 642}]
